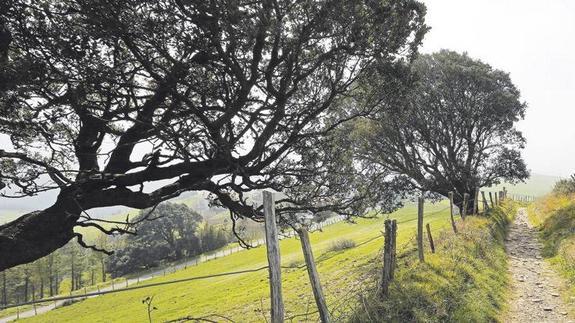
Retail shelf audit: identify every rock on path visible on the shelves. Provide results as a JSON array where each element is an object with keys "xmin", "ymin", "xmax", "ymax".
[{"xmin": 507, "ymin": 208, "xmax": 573, "ymax": 322}]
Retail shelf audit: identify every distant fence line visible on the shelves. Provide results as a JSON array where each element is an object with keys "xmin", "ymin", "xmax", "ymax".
[
  {"xmin": 0, "ymin": 214, "xmax": 347, "ymax": 315},
  {"xmin": 1, "ymin": 190, "xmax": 531, "ymax": 321}
]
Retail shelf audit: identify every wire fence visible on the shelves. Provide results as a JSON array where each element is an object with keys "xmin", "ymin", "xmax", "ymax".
[
  {"xmin": 0, "ymin": 215, "xmax": 348, "ymax": 315},
  {"xmin": 0, "ymin": 191, "xmax": 520, "ymax": 321},
  {"xmin": 0, "ymin": 206, "xmax": 441, "ymax": 319}
]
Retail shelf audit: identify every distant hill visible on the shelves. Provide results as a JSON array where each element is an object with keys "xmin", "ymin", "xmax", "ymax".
[{"xmin": 493, "ymin": 173, "xmax": 560, "ymax": 197}]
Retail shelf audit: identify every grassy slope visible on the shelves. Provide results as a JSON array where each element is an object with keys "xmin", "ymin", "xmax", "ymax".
[
  {"xmin": 20, "ymin": 202, "xmax": 455, "ymax": 323},
  {"xmin": 527, "ymin": 194, "xmax": 575, "ymax": 305},
  {"xmin": 350, "ymin": 203, "xmax": 516, "ymax": 322}
]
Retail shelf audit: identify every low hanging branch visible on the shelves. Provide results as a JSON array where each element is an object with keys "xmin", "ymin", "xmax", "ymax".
[{"xmin": 0, "ymin": 0, "xmax": 427, "ymax": 270}]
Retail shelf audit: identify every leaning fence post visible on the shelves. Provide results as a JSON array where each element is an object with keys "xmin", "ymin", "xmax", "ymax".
[
  {"xmin": 474, "ymin": 187, "xmax": 480, "ymax": 215},
  {"xmin": 448, "ymin": 192, "xmax": 458, "ymax": 234},
  {"xmin": 380, "ymin": 219, "xmax": 397, "ymax": 297},
  {"xmin": 417, "ymin": 196, "xmax": 425, "ymax": 262},
  {"xmin": 426, "ymin": 223, "xmax": 435, "ymax": 253},
  {"xmin": 297, "ymin": 228, "xmax": 330, "ymax": 323},
  {"xmin": 462, "ymin": 193, "xmax": 469, "ymax": 220},
  {"xmin": 263, "ymin": 191, "xmax": 284, "ymax": 323},
  {"xmin": 481, "ymin": 191, "xmax": 489, "ymax": 213},
  {"xmin": 489, "ymin": 192, "xmax": 495, "ymax": 209}
]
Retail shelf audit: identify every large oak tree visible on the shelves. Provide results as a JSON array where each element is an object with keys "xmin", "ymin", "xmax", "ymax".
[
  {"xmin": 361, "ymin": 50, "xmax": 529, "ymax": 211},
  {"xmin": 0, "ymin": 0, "xmax": 426, "ymax": 270}
]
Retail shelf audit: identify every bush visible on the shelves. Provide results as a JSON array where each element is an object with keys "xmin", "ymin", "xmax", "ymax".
[
  {"xmin": 327, "ymin": 239, "xmax": 356, "ymax": 252},
  {"xmin": 552, "ymin": 174, "xmax": 575, "ymax": 195}
]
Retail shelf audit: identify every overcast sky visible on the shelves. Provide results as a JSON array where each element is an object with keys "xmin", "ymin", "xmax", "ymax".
[{"xmin": 421, "ymin": 0, "xmax": 575, "ymax": 177}]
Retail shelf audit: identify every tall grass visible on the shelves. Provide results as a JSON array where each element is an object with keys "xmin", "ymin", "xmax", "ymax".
[
  {"xmin": 350, "ymin": 202, "xmax": 517, "ymax": 322},
  {"xmin": 528, "ymin": 194, "xmax": 575, "ymax": 297}
]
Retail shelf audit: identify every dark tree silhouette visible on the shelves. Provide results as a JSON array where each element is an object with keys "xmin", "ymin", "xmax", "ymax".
[
  {"xmin": 0, "ymin": 0, "xmax": 427, "ymax": 270},
  {"xmin": 361, "ymin": 50, "xmax": 529, "ymax": 211}
]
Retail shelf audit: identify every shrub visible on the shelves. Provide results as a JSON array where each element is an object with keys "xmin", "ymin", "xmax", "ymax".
[
  {"xmin": 327, "ymin": 239, "xmax": 356, "ymax": 252},
  {"xmin": 552, "ymin": 174, "xmax": 575, "ymax": 195}
]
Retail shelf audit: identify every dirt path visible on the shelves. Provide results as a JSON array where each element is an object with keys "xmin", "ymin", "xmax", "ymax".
[{"xmin": 507, "ymin": 208, "xmax": 573, "ymax": 322}]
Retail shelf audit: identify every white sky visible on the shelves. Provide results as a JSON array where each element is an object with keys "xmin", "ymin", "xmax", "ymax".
[{"xmin": 421, "ymin": 0, "xmax": 575, "ymax": 177}]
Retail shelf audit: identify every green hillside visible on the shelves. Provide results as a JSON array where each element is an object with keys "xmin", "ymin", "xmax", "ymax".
[{"xmin": 21, "ymin": 201, "xmax": 455, "ymax": 322}]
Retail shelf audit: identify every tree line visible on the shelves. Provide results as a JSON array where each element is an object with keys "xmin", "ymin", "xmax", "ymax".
[
  {"xmin": 107, "ymin": 203, "xmax": 233, "ymax": 277},
  {"xmin": 1, "ymin": 237, "xmax": 106, "ymax": 306},
  {"xmin": 1, "ymin": 202, "xmax": 234, "ymax": 307}
]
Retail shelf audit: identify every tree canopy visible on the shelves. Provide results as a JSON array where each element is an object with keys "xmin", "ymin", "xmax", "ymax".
[
  {"xmin": 107, "ymin": 202, "xmax": 231, "ymax": 276},
  {"xmin": 0, "ymin": 0, "xmax": 427, "ymax": 270},
  {"xmin": 360, "ymin": 50, "xmax": 529, "ymax": 209}
]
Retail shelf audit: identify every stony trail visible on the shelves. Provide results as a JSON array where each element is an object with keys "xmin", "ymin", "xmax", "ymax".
[{"xmin": 507, "ymin": 208, "xmax": 573, "ymax": 322}]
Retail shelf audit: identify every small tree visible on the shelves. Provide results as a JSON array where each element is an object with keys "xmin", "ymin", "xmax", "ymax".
[
  {"xmin": 107, "ymin": 202, "xmax": 205, "ymax": 276},
  {"xmin": 362, "ymin": 50, "xmax": 529, "ymax": 212}
]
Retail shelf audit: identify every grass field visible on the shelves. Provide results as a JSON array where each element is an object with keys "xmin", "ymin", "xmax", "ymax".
[{"xmin": 19, "ymin": 201, "xmax": 456, "ymax": 322}]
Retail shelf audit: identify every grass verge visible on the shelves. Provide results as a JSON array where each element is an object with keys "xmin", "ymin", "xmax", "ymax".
[
  {"xmin": 349, "ymin": 202, "xmax": 517, "ymax": 322},
  {"xmin": 528, "ymin": 194, "xmax": 575, "ymax": 304}
]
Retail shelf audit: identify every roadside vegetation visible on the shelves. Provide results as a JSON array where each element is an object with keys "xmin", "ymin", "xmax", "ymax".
[
  {"xmin": 528, "ymin": 176, "xmax": 575, "ymax": 300},
  {"xmin": 350, "ymin": 202, "xmax": 517, "ymax": 322}
]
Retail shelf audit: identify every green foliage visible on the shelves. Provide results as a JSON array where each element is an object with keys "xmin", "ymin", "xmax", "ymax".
[
  {"xmin": 107, "ymin": 203, "xmax": 232, "ymax": 277},
  {"xmin": 528, "ymin": 195, "xmax": 575, "ymax": 295},
  {"xmin": 361, "ymin": 49, "xmax": 529, "ymax": 210},
  {"xmin": 552, "ymin": 174, "xmax": 575, "ymax": 196},
  {"xmin": 0, "ymin": 0, "xmax": 429, "ymax": 270},
  {"xmin": 350, "ymin": 203, "xmax": 517, "ymax": 322}
]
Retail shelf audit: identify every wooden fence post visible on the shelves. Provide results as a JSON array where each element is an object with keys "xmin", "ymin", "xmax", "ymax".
[
  {"xmin": 32, "ymin": 285, "xmax": 37, "ymax": 315},
  {"xmin": 417, "ymin": 196, "xmax": 425, "ymax": 262},
  {"xmin": 263, "ymin": 191, "xmax": 284, "ymax": 323},
  {"xmin": 390, "ymin": 220, "xmax": 397, "ymax": 280},
  {"xmin": 380, "ymin": 219, "xmax": 397, "ymax": 297},
  {"xmin": 448, "ymin": 192, "xmax": 458, "ymax": 234},
  {"xmin": 462, "ymin": 193, "xmax": 469, "ymax": 220},
  {"xmin": 297, "ymin": 228, "xmax": 330, "ymax": 323},
  {"xmin": 481, "ymin": 191, "xmax": 489, "ymax": 213},
  {"xmin": 489, "ymin": 192, "xmax": 495, "ymax": 208},
  {"xmin": 495, "ymin": 192, "xmax": 499, "ymax": 206},
  {"xmin": 426, "ymin": 223, "xmax": 435, "ymax": 253},
  {"xmin": 474, "ymin": 187, "xmax": 480, "ymax": 215}
]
